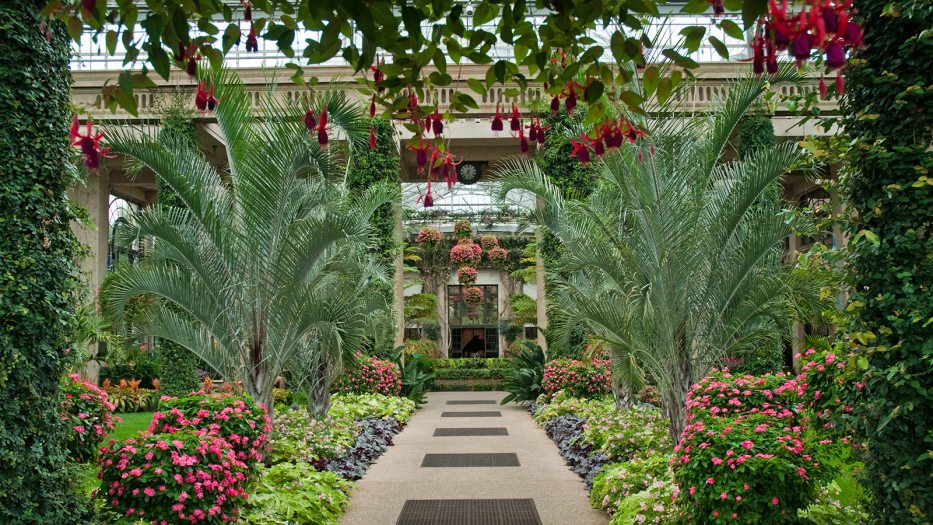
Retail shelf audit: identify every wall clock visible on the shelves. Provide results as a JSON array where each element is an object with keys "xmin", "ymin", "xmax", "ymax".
[{"xmin": 457, "ymin": 162, "xmax": 483, "ymax": 185}]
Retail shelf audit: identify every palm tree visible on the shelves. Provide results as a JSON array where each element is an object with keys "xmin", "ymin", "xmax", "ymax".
[
  {"xmin": 101, "ymin": 69, "xmax": 396, "ymax": 415},
  {"xmin": 497, "ymin": 70, "xmax": 808, "ymax": 441}
]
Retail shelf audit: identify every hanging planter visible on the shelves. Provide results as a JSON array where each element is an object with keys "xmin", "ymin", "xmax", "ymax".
[
  {"xmin": 487, "ymin": 247, "xmax": 509, "ymax": 269},
  {"xmin": 453, "ymin": 219, "xmax": 472, "ymax": 239},
  {"xmin": 416, "ymin": 227, "xmax": 442, "ymax": 248},
  {"xmin": 450, "ymin": 240, "xmax": 481, "ymax": 266},
  {"xmin": 457, "ymin": 266, "xmax": 478, "ymax": 286},
  {"xmin": 463, "ymin": 286, "xmax": 484, "ymax": 306},
  {"xmin": 479, "ymin": 234, "xmax": 499, "ymax": 251}
]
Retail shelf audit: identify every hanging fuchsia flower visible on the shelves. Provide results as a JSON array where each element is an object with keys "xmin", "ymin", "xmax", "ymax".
[
  {"xmin": 550, "ymin": 95, "xmax": 560, "ymax": 116},
  {"xmin": 825, "ymin": 40, "xmax": 846, "ymax": 69},
  {"xmin": 369, "ymin": 126, "xmax": 377, "ymax": 151},
  {"xmin": 70, "ymin": 116, "xmax": 110, "ymax": 170},
  {"xmin": 371, "ymin": 59, "xmax": 385, "ymax": 89},
  {"xmin": 563, "ymin": 82, "xmax": 580, "ymax": 114},
  {"xmin": 752, "ymin": 37, "xmax": 765, "ymax": 76},
  {"xmin": 194, "ymin": 82, "xmax": 217, "ymax": 112},
  {"xmin": 317, "ymin": 108, "xmax": 329, "ymax": 146},
  {"xmin": 570, "ymin": 134, "xmax": 590, "ymax": 165},
  {"xmin": 303, "ymin": 109, "xmax": 316, "ymax": 133},
  {"xmin": 186, "ymin": 56, "xmax": 198, "ymax": 77},
  {"xmin": 417, "ymin": 180, "xmax": 435, "ymax": 208},
  {"xmin": 369, "ymin": 95, "xmax": 377, "ymax": 119},
  {"xmin": 430, "ymin": 106, "xmax": 444, "ymax": 136},
  {"xmin": 491, "ymin": 103, "xmax": 504, "ymax": 133},
  {"xmin": 82, "ymin": 0, "xmax": 96, "ymax": 12},
  {"xmin": 707, "ymin": 0, "xmax": 725, "ymax": 16},
  {"xmin": 509, "ymin": 104, "xmax": 521, "ymax": 134},
  {"xmin": 518, "ymin": 127, "xmax": 529, "ymax": 155},
  {"xmin": 245, "ymin": 24, "xmax": 258, "ymax": 52},
  {"xmin": 441, "ymin": 151, "xmax": 461, "ymax": 190},
  {"xmin": 408, "ymin": 138, "xmax": 431, "ymax": 174}
]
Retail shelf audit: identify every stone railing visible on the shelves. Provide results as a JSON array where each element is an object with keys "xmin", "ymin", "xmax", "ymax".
[{"xmin": 71, "ymin": 62, "xmax": 837, "ymax": 121}]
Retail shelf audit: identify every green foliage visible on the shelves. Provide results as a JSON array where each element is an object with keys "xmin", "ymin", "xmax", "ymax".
[
  {"xmin": 583, "ymin": 407, "xmax": 671, "ymax": 462},
  {"xmin": 0, "ymin": 3, "xmax": 93, "ymax": 521},
  {"xmin": 346, "ymin": 117, "xmax": 400, "ymax": 269},
  {"xmin": 327, "ymin": 392, "xmax": 417, "ymax": 423},
  {"xmin": 404, "ymin": 293, "xmax": 437, "ymax": 324},
  {"xmin": 269, "ymin": 409, "xmax": 357, "ymax": 465},
  {"xmin": 398, "ymin": 354, "xmax": 434, "ymax": 405},
  {"xmin": 590, "ymin": 453, "xmax": 672, "ymax": 515},
  {"xmin": 241, "ymin": 463, "xmax": 355, "ymax": 525},
  {"xmin": 838, "ymin": 1, "xmax": 933, "ymax": 522},
  {"xmin": 798, "ymin": 481, "xmax": 868, "ymax": 525},
  {"xmin": 510, "ymin": 294, "xmax": 537, "ymax": 326},
  {"xmin": 403, "ymin": 338, "xmax": 439, "ymax": 358},
  {"xmin": 501, "ymin": 341, "xmax": 546, "ymax": 404},
  {"xmin": 532, "ymin": 392, "xmax": 614, "ymax": 424},
  {"xmin": 104, "ymin": 385, "xmax": 159, "ymax": 413},
  {"xmin": 609, "ymin": 482, "xmax": 679, "ymax": 525},
  {"xmin": 156, "ymin": 342, "xmax": 200, "ymax": 397},
  {"xmin": 738, "ymin": 115, "xmax": 776, "ymax": 160},
  {"xmin": 432, "ymin": 368, "xmax": 507, "ymax": 380}
]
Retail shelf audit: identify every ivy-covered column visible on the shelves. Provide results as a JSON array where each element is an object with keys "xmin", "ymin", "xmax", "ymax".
[
  {"xmin": 841, "ymin": 1, "xmax": 932, "ymax": 521},
  {"xmin": 0, "ymin": 2, "xmax": 91, "ymax": 522}
]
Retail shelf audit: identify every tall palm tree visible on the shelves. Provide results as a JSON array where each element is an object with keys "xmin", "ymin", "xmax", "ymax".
[
  {"xmin": 102, "ymin": 69, "xmax": 396, "ymax": 415},
  {"xmin": 497, "ymin": 70, "xmax": 808, "ymax": 441}
]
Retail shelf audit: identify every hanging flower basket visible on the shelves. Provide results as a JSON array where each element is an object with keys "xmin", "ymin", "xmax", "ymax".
[
  {"xmin": 463, "ymin": 286, "xmax": 484, "ymax": 306},
  {"xmin": 453, "ymin": 219, "xmax": 472, "ymax": 239},
  {"xmin": 479, "ymin": 234, "xmax": 499, "ymax": 251},
  {"xmin": 450, "ymin": 241, "xmax": 481, "ymax": 266},
  {"xmin": 416, "ymin": 227, "xmax": 442, "ymax": 248},
  {"xmin": 457, "ymin": 266, "xmax": 478, "ymax": 286},
  {"xmin": 487, "ymin": 246, "xmax": 509, "ymax": 269}
]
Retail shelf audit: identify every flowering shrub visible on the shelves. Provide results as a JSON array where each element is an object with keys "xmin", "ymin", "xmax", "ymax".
[
  {"xmin": 584, "ymin": 407, "xmax": 671, "ymax": 462},
  {"xmin": 590, "ymin": 453, "xmax": 672, "ymax": 515},
  {"xmin": 98, "ymin": 430, "xmax": 251, "ymax": 523},
  {"xmin": 456, "ymin": 266, "xmax": 478, "ymax": 285},
  {"xmin": 415, "ymin": 227, "xmax": 442, "ymax": 247},
  {"xmin": 453, "ymin": 219, "xmax": 472, "ymax": 238},
  {"xmin": 542, "ymin": 358, "xmax": 612, "ymax": 398},
  {"xmin": 798, "ymin": 347, "xmax": 856, "ymax": 426},
  {"xmin": 487, "ymin": 246, "xmax": 509, "ymax": 268},
  {"xmin": 532, "ymin": 391, "xmax": 611, "ymax": 423},
  {"xmin": 149, "ymin": 392, "xmax": 271, "ymax": 469},
  {"xmin": 479, "ymin": 234, "xmax": 499, "ymax": 251},
  {"xmin": 672, "ymin": 370, "xmax": 835, "ymax": 523},
  {"xmin": 61, "ymin": 373, "xmax": 117, "ymax": 462},
  {"xmin": 240, "ymin": 462, "xmax": 354, "ymax": 525},
  {"xmin": 462, "ymin": 285, "xmax": 484, "ymax": 305},
  {"xmin": 332, "ymin": 355, "xmax": 402, "ymax": 397},
  {"xmin": 449, "ymin": 240, "xmax": 481, "ymax": 265},
  {"xmin": 105, "ymin": 381, "xmax": 159, "ymax": 413}
]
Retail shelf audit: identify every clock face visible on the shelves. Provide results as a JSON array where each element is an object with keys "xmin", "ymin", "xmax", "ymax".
[{"xmin": 457, "ymin": 162, "xmax": 481, "ymax": 185}]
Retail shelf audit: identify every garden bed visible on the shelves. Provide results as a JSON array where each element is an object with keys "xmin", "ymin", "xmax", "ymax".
[{"xmin": 430, "ymin": 378, "xmax": 503, "ymax": 391}]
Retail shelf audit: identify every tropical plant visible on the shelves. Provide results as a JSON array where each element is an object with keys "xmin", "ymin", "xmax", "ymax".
[
  {"xmin": 501, "ymin": 341, "xmax": 546, "ymax": 405},
  {"xmin": 100, "ymin": 69, "xmax": 395, "ymax": 415},
  {"xmin": 497, "ymin": 70, "xmax": 807, "ymax": 440},
  {"xmin": 398, "ymin": 354, "xmax": 434, "ymax": 406},
  {"xmin": 241, "ymin": 462, "xmax": 355, "ymax": 525}
]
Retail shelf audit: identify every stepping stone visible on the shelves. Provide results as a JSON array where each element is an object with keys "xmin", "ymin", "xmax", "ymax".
[
  {"xmin": 421, "ymin": 453, "xmax": 520, "ymax": 467},
  {"xmin": 440, "ymin": 411, "xmax": 501, "ymax": 417},
  {"xmin": 433, "ymin": 427, "xmax": 509, "ymax": 437},
  {"xmin": 396, "ymin": 498, "xmax": 542, "ymax": 525},
  {"xmin": 446, "ymin": 400, "xmax": 497, "ymax": 405}
]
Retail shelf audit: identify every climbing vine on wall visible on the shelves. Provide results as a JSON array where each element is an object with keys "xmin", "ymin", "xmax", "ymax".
[
  {"xmin": 838, "ymin": 1, "xmax": 933, "ymax": 522},
  {"xmin": 0, "ymin": 3, "xmax": 94, "ymax": 522}
]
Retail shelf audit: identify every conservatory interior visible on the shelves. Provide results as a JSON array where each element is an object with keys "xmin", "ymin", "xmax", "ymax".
[{"xmin": 3, "ymin": 1, "xmax": 928, "ymax": 524}]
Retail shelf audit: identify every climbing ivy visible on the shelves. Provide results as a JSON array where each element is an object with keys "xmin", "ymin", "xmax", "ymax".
[
  {"xmin": 152, "ymin": 100, "xmax": 201, "ymax": 396},
  {"xmin": 839, "ymin": 1, "xmax": 933, "ymax": 522},
  {"xmin": 0, "ymin": 2, "xmax": 94, "ymax": 522},
  {"xmin": 347, "ymin": 117, "xmax": 400, "ymax": 269}
]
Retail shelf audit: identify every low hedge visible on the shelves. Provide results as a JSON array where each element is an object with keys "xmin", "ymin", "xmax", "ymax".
[
  {"xmin": 433, "ymin": 368, "xmax": 507, "ymax": 380},
  {"xmin": 430, "ymin": 379, "xmax": 503, "ymax": 391},
  {"xmin": 430, "ymin": 358, "xmax": 509, "ymax": 369}
]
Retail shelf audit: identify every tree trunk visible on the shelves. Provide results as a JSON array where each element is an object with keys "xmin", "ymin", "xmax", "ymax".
[
  {"xmin": 306, "ymin": 361, "xmax": 332, "ymax": 419},
  {"xmin": 611, "ymin": 378, "xmax": 633, "ymax": 410}
]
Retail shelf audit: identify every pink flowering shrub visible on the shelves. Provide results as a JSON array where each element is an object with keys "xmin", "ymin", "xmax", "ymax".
[
  {"xmin": 98, "ymin": 430, "xmax": 251, "ymax": 524},
  {"xmin": 149, "ymin": 392, "xmax": 271, "ymax": 470},
  {"xmin": 457, "ymin": 266, "xmax": 478, "ymax": 286},
  {"xmin": 672, "ymin": 370, "xmax": 835, "ymax": 523},
  {"xmin": 61, "ymin": 373, "xmax": 117, "ymax": 462},
  {"xmin": 333, "ymin": 354, "xmax": 402, "ymax": 397},
  {"xmin": 416, "ymin": 227, "xmax": 442, "ymax": 247},
  {"xmin": 542, "ymin": 358, "xmax": 612, "ymax": 399},
  {"xmin": 449, "ymin": 240, "xmax": 481, "ymax": 266}
]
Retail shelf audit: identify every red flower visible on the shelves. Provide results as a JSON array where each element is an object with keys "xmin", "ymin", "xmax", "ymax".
[
  {"xmin": 491, "ymin": 103, "xmax": 504, "ymax": 133},
  {"xmin": 70, "ymin": 116, "xmax": 110, "ymax": 170}
]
